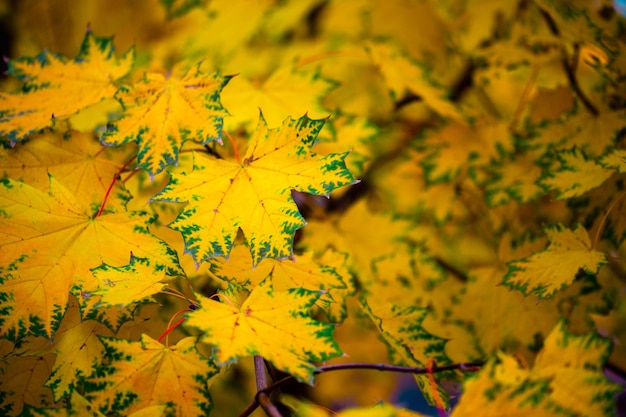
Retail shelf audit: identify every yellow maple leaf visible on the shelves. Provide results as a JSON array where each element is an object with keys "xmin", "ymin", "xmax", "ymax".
[
  {"xmin": 422, "ymin": 117, "xmax": 513, "ymax": 183},
  {"xmin": 366, "ymin": 41, "xmax": 463, "ymax": 121},
  {"xmin": 0, "ymin": 31, "xmax": 134, "ymax": 143},
  {"xmin": 153, "ymin": 113, "xmax": 355, "ymax": 265},
  {"xmin": 186, "ymin": 277, "xmax": 341, "ymax": 384},
  {"xmin": 0, "ymin": 177, "xmax": 180, "ymax": 338},
  {"xmin": 360, "ymin": 300, "xmax": 449, "ymax": 407},
  {"xmin": 45, "ymin": 299, "xmax": 113, "ymax": 400},
  {"xmin": 209, "ymin": 244, "xmax": 354, "ymax": 322},
  {"xmin": 88, "ymin": 335, "xmax": 216, "ymax": 416},
  {"xmin": 26, "ymin": 392, "xmax": 169, "ymax": 417},
  {"xmin": 300, "ymin": 199, "xmax": 414, "ymax": 287},
  {"xmin": 600, "ymin": 148, "xmax": 626, "ymax": 173},
  {"xmin": 101, "ymin": 67, "xmax": 232, "ymax": 177},
  {"xmin": 504, "ymin": 223, "xmax": 606, "ymax": 299},
  {"xmin": 0, "ymin": 130, "xmax": 135, "ymax": 207},
  {"xmin": 221, "ymin": 66, "xmax": 334, "ymax": 130},
  {"xmin": 91, "ymin": 256, "xmax": 168, "ymax": 307},
  {"xmin": 483, "ymin": 150, "xmax": 545, "ymax": 205},
  {"xmin": 540, "ymin": 148, "xmax": 614, "ymax": 200}
]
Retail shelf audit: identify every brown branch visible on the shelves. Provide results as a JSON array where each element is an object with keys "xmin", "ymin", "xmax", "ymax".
[
  {"xmin": 253, "ymin": 355, "xmax": 284, "ymax": 417},
  {"xmin": 537, "ymin": 7, "xmax": 599, "ymax": 116},
  {"xmin": 237, "ymin": 361, "xmax": 485, "ymax": 417}
]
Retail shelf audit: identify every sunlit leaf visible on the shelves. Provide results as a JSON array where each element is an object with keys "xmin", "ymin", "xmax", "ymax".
[
  {"xmin": 186, "ymin": 277, "xmax": 341, "ymax": 384},
  {"xmin": 540, "ymin": 148, "xmax": 614, "ymax": 200},
  {"xmin": 90, "ymin": 256, "xmax": 168, "ymax": 307},
  {"xmin": 0, "ymin": 31, "xmax": 134, "ymax": 143},
  {"xmin": 0, "ymin": 177, "xmax": 180, "ymax": 339},
  {"xmin": 102, "ymin": 68, "xmax": 232, "ymax": 177},
  {"xmin": 154, "ymin": 113, "xmax": 355, "ymax": 265},
  {"xmin": 88, "ymin": 335, "xmax": 216, "ymax": 416},
  {"xmin": 504, "ymin": 224, "xmax": 606, "ymax": 299}
]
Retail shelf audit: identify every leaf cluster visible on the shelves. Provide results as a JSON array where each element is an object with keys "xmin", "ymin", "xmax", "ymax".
[{"xmin": 1, "ymin": 1, "xmax": 625, "ymax": 416}]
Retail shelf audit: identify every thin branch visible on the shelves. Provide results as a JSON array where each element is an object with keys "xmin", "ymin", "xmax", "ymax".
[
  {"xmin": 238, "ymin": 361, "xmax": 484, "ymax": 417},
  {"xmin": 592, "ymin": 190, "xmax": 626, "ymax": 250},
  {"xmin": 538, "ymin": 7, "xmax": 599, "ymax": 116},
  {"xmin": 253, "ymin": 356, "xmax": 285, "ymax": 416},
  {"xmin": 255, "ymin": 355, "xmax": 268, "ymax": 391},
  {"xmin": 258, "ymin": 392, "xmax": 284, "ymax": 417}
]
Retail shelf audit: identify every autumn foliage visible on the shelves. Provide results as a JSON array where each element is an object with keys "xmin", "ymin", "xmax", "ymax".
[{"xmin": 0, "ymin": 0, "xmax": 625, "ymax": 416}]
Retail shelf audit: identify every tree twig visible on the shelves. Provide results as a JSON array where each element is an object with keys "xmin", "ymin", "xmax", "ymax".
[
  {"xmin": 254, "ymin": 355, "xmax": 284, "ymax": 416},
  {"xmin": 237, "ymin": 361, "xmax": 484, "ymax": 417}
]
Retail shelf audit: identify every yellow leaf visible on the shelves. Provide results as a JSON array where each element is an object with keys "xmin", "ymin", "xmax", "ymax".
[
  {"xmin": 504, "ymin": 224, "xmax": 606, "ymax": 299},
  {"xmin": 27, "ymin": 392, "xmax": 107, "ymax": 417},
  {"xmin": 540, "ymin": 148, "xmax": 614, "ymax": 200},
  {"xmin": 483, "ymin": 151, "xmax": 545, "ymax": 205},
  {"xmin": 153, "ymin": 113, "xmax": 355, "ymax": 265},
  {"xmin": 222, "ymin": 66, "xmax": 334, "ymax": 130},
  {"xmin": 91, "ymin": 256, "xmax": 168, "ymax": 307},
  {"xmin": 209, "ymin": 244, "xmax": 354, "ymax": 322},
  {"xmin": 533, "ymin": 322, "xmax": 617, "ymax": 417},
  {"xmin": 367, "ymin": 41, "xmax": 463, "ymax": 121},
  {"xmin": 186, "ymin": 277, "xmax": 341, "ymax": 384},
  {"xmin": 45, "ymin": 299, "xmax": 113, "ymax": 400},
  {"xmin": 0, "ymin": 177, "xmax": 180, "ymax": 338},
  {"xmin": 301, "ymin": 199, "xmax": 411, "ymax": 278},
  {"xmin": 360, "ymin": 300, "xmax": 449, "ymax": 407},
  {"xmin": 102, "ymin": 68, "xmax": 232, "ymax": 177},
  {"xmin": 0, "ymin": 31, "xmax": 133, "ymax": 143},
  {"xmin": 600, "ymin": 149, "xmax": 626, "ymax": 173},
  {"xmin": 0, "ymin": 130, "xmax": 135, "ymax": 207},
  {"xmin": 88, "ymin": 335, "xmax": 216, "ymax": 417},
  {"xmin": 422, "ymin": 118, "xmax": 513, "ymax": 183},
  {"xmin": 315, "ymin": 115, "xmax": 376, "ymax": 180}
]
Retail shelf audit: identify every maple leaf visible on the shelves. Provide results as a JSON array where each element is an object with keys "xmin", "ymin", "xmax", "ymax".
[
  {"xmin": 25, "ymin": 392, "xmax": 169, "ymax": 417},
  {"xmin": 90, "ymin": 256, "xmax": 168, "ymax": 308},
  {"xmin": 445, "ymin": 234, "xmax": 565, "ymax": 360},
  {"xmin": 300, "ymin": 199, "xmax": 411, "ymax": 278},
  {"xmin": 360, "ymin": 300, "xmax": 449, "ymax": 407},
  {"xmin": 87, "ymin": 335, "xmax": 216, "ymax": 416},
  {"xmin": 153, "ymin": 113, "xmax": 356, "ymax": 265},
  {"xmin": 101, "ymin": 67, "xmax": 232, "ymax": 177},
  {"xmin": 366, "ymin": 41, "xmax": 463, "ymax": 121},
  {"xmin": 600, "ymin": 148, "xmax": 626, "ymax": 173},
  {"xmin": 45, "ymin": 299, "xmax": 113, "ymax": 400},
  {"xmin": 421, "ymin": 118, "xmax": 513, "ymax": 183},
  {"xmin": 186, "ymin": 277, "xmax": 341, "ymax": 384},
  {"xmin": 209, "ymin": 244, "xmax": 354, "ymax": 322},
  {"xmin": 504, "ymin": 224, "xmax": 606, "ymax": 299},
  {"xmin": 450, "ymin": 322, "xmax": 620, "ymax": 417},
  {"xmin": 540, "ymin": 148, "xmax": 614, "ymax": 200},
  {"xmin": 0, "ymin": 130, "xmax": 135, "ymax": 207},
  {"xmin": 0, "ymin": 177, "xmax": 180, "ymax": 339},
  {"xmin": 221, "ymin": 66, "xmax": 335, "ymax": 131},
  {"xmin": 0, "ymin": 342, "xmax": 55, "ymax": 416},
  {"xmin": 482, "ymin": 150, "xmax": 546, "ymax": 205},
  {"xmin": 0, "ymin": 31, "xmax": 134, "ymax": 144}
]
